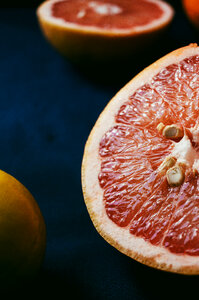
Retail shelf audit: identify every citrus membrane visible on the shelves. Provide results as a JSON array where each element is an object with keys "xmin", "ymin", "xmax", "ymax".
[
  {"xmin": 99, "ymin": 54, "xmax": 199, "ymax": 255},
  {"xmin": 82, "ymin": 44, "xmax": 199, "ymax": 274}
]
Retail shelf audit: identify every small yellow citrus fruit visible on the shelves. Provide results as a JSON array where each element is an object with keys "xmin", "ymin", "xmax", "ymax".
[{"xmin": 0, "ymin": 170, "xmax": 46, "ymax": 283}]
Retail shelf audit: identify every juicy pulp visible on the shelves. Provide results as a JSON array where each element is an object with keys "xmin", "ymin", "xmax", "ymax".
[
  {"xmin": 99, "ymin": 55, "xmax": 199, "ymax": 256},
  {"xmin": 52, "ymin": 0, "xmax": 163, "ymax": 29}
]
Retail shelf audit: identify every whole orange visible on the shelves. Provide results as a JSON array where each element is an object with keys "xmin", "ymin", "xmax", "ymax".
[
  {"xmin": 0, "ymin": 170, "xmax": 46, "ymax": 283},
  {"xmin": 183, "ymin": 0, "xmax": 199, "ymax": 29}
]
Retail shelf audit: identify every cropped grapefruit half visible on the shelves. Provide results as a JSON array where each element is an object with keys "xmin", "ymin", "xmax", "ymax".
[
  {"xmin": 82, "ymin": 43, "xmax": 199, "ymax": 275},
  {"xmin": 37, "ymin": 0, "xmax": 174, "ymax": 62}
]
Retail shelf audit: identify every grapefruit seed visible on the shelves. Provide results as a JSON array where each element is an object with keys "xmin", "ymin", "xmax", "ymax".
[
  {"xmin": 158, "ymin": 156, "xmax": 176, "ymax": 175},
  {"xmin": 166, "ymin": 165, "xmax": 185, "ymax": 187},
  {"xmin": 162, "ymin": 124, "xmax": 184, "ymax": 140},
  {"xmin": 157, "ymin": 122, "xmax": 165, "ymax": 133},
  {"xmin": 82, "ymin": 44, "xmax": 199, "ymax": 274}
]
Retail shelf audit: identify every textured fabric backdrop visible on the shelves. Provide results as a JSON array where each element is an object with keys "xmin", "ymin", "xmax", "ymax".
[{"xmin": 0, "ymin": 1, "xmax": 199, "ymax": 298}]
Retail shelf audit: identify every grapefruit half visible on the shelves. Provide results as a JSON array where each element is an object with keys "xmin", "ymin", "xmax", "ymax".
[
  {"xmin": 37, "ymin": 0, "xmax": 174, "ymax": 62},
  {"xmin": 82, "ymin": 43, "xmax": 199, "ymax": 275}
]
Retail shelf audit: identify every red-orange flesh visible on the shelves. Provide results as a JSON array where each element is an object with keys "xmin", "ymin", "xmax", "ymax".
[
  {"xmin": 52, "ymin": 0, "xmax": 163, "ymax": 29},
  {"xmin": 99, "ymin": 55, "xmax": 199, "ymax": 256}
]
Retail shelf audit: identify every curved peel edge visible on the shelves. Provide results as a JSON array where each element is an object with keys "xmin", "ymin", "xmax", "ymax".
[{"xmin": 82, "ymin": 43, "xmax": 199, "ymax": 275}]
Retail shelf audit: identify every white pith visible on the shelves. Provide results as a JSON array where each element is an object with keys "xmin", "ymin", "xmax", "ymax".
[
  {"xmin": 172, "ymin": 134, "xmax": 199, "ymax": 171},
  {"xmin": 88, "ymin": 1, "xmax": 122, "ymax": 16},
  {"xmin": 37, "ymin": 0, "xmax": 174, "ymax": 35},
  {"xmin": 82, "ymin": 44, "xmax": 199, "ymax": 274}
]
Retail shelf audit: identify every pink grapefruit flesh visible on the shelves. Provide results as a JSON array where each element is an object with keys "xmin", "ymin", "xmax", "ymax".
[
  {"xmin": 37, "ymin": 0, "xmax": 174, "ymax": 61},
  {"xmin": 52, "ymin": 0, "xmax": 164, "ymax": 29},
  {"xmin": 99, "ymin": 54, "xmax": 199, "ymax": 255},
  {"xmin": 82, "ymin": 44, "xmax": 199, "ymax": 274}
]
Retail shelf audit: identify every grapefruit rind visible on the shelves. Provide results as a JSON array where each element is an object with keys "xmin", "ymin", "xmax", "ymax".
[
  {"xmin": 82, "ymin": 43, "xmax": 199, "ymax": 275},
  {"xmin": 36, "ymin": 0, "xmax": 174, "ymax": 60},
  {"xmin": 37, "ymin": 0, "xmax": 174, "ymax": 35}
]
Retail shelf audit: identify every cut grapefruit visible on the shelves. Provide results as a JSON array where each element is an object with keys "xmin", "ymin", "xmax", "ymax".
[
  {"xmin": 82, "ymin": 43, "xmax": 199, "ymax": 274},
  {"xmin": 37, "ymin": 0, "xmax": 174, "ymax": 62}
]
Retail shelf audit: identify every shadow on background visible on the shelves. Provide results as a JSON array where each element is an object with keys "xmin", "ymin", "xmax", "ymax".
[
  {"xmin": 70, "ymin": 34, "xmax": 176, "ymax": 89},
  {"xmin": 122, "ymin": 255, "xmax": 199, "ymax": 300},
  {"xmin": 63, "ymin": 9, "xmax": 199, "ymax": 91},
  {"xmin": 1, "ymin": 269, "xmax": 96, "ymax": 299},
  {"xmin": 1, "ymin": 2, "xmax": 199, "ymax": 299}
]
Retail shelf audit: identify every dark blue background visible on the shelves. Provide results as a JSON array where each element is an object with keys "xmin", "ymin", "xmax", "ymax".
[{"xmin": 1, "ymin": 1, "xmax": 199, "ymax": 298}]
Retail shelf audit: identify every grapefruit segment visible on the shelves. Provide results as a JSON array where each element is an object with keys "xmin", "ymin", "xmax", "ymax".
[
  {"xmin": 37, "ymin": 0, "xmax": 174, "ymax": 61},
  {"xmin": 116, "ymin": 84, "xmax": 179, "ymax": 128},
  {"xmin": 82, "ymin": 44, "xmax": 199, "ymax": 274},
  {"xmin": 151, "ymin": 56, "xmax": 199, "ymax": 128},
  {"xmin": 163, "ymin": 173, "xmax": 199, "ymax": 255},
  {"xmin": 130, "ymin": 180, "xmax": 177, "ymax": 245}
]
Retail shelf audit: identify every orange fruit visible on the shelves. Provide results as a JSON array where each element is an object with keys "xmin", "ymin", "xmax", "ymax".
[
  {"xmin": 183, "ymin": 0, "xmax": 199, "ymax": 29},
  {"xmin": 36, "ymin": 0, "xmax": 174, "ymax": 62},
  {"xmin": 0, "ymin": 170, "xmax": 46, "ymax": 283},
  {"xmin": 82, "ymin": 43, "xmax": 199, "ymax": 275}
]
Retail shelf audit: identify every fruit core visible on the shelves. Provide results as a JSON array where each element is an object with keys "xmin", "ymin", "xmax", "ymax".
[
  {"xmin": 51, "ymin": 0, "xmax": 164, "ymax": 29},
  {"xmin": 99, "ymin": 55, "xmax": 199, "ymax": 256}
]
